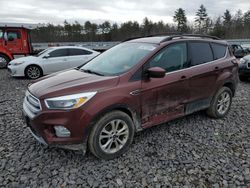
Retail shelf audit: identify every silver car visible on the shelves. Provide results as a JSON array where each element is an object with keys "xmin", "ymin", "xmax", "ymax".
[{"xmin": 8, "ymin": 46, "xmax": 100, "ymax": 79}]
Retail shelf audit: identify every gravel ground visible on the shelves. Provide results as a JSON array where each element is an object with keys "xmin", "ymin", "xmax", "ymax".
[{"xmin": 0, "ymin": 69, "xmax": 250, "ymax": 188}]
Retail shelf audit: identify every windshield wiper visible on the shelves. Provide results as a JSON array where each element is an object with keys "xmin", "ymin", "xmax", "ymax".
[{"xmin": 81, "ymin": 69, "xmax": 104, "ymax": 76}]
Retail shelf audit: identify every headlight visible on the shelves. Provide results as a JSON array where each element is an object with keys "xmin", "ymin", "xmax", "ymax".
[
  {"xmin": 240, "ymin": 58, "xmax": 247, "ymax": 64},
  {"xmin": 13, "ymin": 61, "xmax": 25, "ymax": 66},
  {"xmin": 45, "ymin": 92, "xmax": 97, "ymax": 110}
]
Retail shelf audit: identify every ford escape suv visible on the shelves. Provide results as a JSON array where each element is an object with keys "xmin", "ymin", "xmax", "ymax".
[{"xmin": 23, "ymin": 34, "xmax": 238, "ymax": 160}]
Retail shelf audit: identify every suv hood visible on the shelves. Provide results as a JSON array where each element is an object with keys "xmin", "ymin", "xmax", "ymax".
[{"xmin": 29, "ymin": 69, "xmax": 119, "ymax": 99}]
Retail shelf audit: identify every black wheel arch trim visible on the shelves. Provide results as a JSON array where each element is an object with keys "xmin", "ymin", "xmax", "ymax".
[{"xmin": 83, "ymin": 104, "xmax": 142, "ymax": 145}]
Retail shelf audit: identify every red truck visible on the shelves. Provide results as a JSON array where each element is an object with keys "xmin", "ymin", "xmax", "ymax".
[{"xmin": 0, "ymin": 23, "xmax": 35, "ymax": 68}]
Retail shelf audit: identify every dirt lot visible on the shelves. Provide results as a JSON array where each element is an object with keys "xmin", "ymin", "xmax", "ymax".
[{"xmin": 0, "ymin": 69, "xmax": 250, "ymax": 187}]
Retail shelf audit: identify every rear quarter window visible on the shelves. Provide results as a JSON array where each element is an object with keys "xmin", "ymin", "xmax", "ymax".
[{"xmin": 211, "ymin": 43, "xmax": 227, "ymax": 60}]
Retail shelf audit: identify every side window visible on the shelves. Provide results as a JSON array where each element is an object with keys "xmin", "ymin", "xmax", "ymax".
[
  {"xmin": 69, "ymin": 48, "xmax": 92, "ymax": 56},
  {"xmin": 211, "ymin": 43, "xmax": 227, "ymax": 60},
  {"xmin": 48, "ymin": 49, "xmax": 68, "ymax": 58},
  {"xmin": 7, "ymin": 31, "xmax": 21, "ymax": 41},
  {"xmin": 189, "ymin": 42, "xmax": 213, "ymax": 66},
  {"xmin": 0, "ymin": 29, "xmax": 3, "ymax": 39},
  {"xmin": 149, "ymin": 42, "xmax": 188, "ymax": 72}
]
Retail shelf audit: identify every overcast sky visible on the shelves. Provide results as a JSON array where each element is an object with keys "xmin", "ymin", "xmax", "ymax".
[{"xmin": 0, "ymin": 0, "xmax": 249, "ymax": 25}]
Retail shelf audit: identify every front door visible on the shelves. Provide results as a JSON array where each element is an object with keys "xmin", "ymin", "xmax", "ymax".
[
  {"xmin": 41, "ymin": 48, "xmax": 70, "ymax": 74},
  {"xmin": 4, "ymin": 29, "xmax": 23, "ymax": 54},
  {"xmin": 141, "ymin": 42, "xmax": 190, "ymax": 128}
]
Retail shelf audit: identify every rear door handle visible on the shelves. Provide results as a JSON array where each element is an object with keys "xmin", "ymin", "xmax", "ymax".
[
  {"xmin": 214, "ymin": 66, "xmax": 219, "ymax": 70},
  {"xmin": 181, "ymin": 75, "xmax": 187, "ymax": 79}
]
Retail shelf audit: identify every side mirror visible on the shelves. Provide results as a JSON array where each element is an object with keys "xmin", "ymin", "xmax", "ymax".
[
  {"xmin": 43, "ymin": 54, "xmax": 50, "ymax": 59},
  {"xmin": 147, "ymin": 67, "xmax": 166, "ymax": 78}
]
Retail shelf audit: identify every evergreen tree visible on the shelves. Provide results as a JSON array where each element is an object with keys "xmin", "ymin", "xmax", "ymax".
[
  {"xmin": 195, "ymin": 4, "xmax": 208, "ymax": 33},
  {"xmin": 173, "ymin": 8, "xmax": 188, "ymax": 33},
  {"xmin": 223, "ymin": 9, "xmax": 232, "ymax": 27}
]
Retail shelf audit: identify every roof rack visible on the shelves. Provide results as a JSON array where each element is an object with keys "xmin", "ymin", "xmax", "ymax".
[
  {"xmin": 160, "ymin": 34, "xmax": 220, "ymax": 43},
  {"xmin": 122, "ymin": 32, "xmax": 183, "ymax": 42},
  {"xmin": 122, "ymin": 36, "xmax": 144, "ymax": 42}
]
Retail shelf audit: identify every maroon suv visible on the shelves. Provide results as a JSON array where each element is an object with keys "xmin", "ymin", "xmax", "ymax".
[{"xmin": 23, "ymin": 34, "xmax": 239, "ymax": 159}]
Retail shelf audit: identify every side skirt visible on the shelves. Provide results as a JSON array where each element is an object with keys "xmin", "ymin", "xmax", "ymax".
[{"xmin": 185, "ymin": 97, "xmax": 211, "ymax": 115}]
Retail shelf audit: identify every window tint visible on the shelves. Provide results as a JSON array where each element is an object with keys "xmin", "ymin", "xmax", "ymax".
[
  {"xmin": 211, "ymin": 43, "xmax": 227, "ymax": 59},
  {"xmin": 7, "ymin": 31, "xmax": 21, "ymax": 40},
  {"xmin": 149, "ymin": 42, "xmax": 188, "ymax": 72},
  {"xmin": 69, "ymin": 48, "xmax": 92, "ymax": 56},
  {"xmin": 49, "ymin": 49, "xmax": 68, "ymax": 58},
  {"xmin": 190, "ymin": 42, "xmax": 213, "ymax": 66},
  {"xmin": 0, "ymin": 29, "xmax": 3, "ymax": 38}
]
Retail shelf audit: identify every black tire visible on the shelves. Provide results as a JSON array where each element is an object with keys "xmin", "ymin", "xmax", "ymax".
[
  {"xmin": 88, "ymin": 110, "xmax": 135, "ymax": 160},
  {"xmin": 25, "ymin": 65, "xmax": 43, "ymax": 79},
  {"xmin": 239, "ymin": 75, "xmax": 248, "ymax": 82},
  {"xmin": 206, "ymin": 87, "xmax": 233, "ymax": 118},
  {"xmin": 0, "ymin": 54, "xmax": 10, "ymax": 69}
]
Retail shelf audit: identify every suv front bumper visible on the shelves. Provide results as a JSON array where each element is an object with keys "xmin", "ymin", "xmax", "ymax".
[{"xmin": 22, "ymin": 96, "xmax": 89, "ymax": 153}]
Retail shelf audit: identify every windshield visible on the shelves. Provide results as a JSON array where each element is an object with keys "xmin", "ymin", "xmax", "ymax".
[
  {"xmin": 80, "ymin": 43, "xmax": 157, "ymax": 76},
  {"xmin": 35, "ymin": 48, "xmax": 50, "ymax": 57}
]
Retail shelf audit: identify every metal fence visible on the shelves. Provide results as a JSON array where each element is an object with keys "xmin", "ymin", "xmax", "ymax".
[
  {"xmin": 32, "ymin": 42, "xmax": 120, "ymax": 52},
  {"xmin": 227, "ymin": 39, "xmax": 250, "ymax": 48},
  {"xmin": 32, "ymin": 39, "xmax": 250, "ymax": 51}
]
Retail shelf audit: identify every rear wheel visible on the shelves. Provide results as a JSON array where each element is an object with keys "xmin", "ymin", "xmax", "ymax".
[
  {"xmin": 88, "ymin": 111, "xmax": 135, "ymax": 160},
  {"xmin": 206, "ymin": 87, "xmax": 232, "ymax": 118},
  {"xmin": 0, "ymin": 54, "xmax": 10, "ymax": 69},
  {"xmin": 25, "ymin": 65, "xmax": 43, "ymax": 79}
]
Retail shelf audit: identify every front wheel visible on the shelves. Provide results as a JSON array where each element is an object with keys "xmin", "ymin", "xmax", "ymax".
[
  {"xmin": 206, "ymin": 87, "xmax": 232, "ymax": 118},
  {"xmin": 0, "ymin": 54, "xmax": 10, "ymax": 69},
  {"xmin": 25, "ymin": 65, "xmax": 43, "ymax": 79},
  {"xmin": 88, "ymin": 111, "xmax": 135, "ymax": 160}
]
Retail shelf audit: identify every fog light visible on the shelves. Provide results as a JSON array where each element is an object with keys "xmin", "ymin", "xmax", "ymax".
[{"xmin": 54, "ymin": 126, "xmax": 71, "ymax": 138}]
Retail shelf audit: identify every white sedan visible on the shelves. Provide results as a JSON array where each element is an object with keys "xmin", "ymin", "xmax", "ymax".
[{"xmin": 8, "ymin": 46, "xmax": 100, "ymax": 79}]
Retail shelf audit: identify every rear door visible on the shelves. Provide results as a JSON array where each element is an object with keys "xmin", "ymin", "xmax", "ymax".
[
  {"xmin": 141, "ymin": 42, "xmax": 190, "ymax": 128},
  {"xmin": 186, "ymin": 41, "xmax": 223, "ymax": 113},
  {"xmin": 68, "ymin": 48, "xmax": 95, "ymax": 67},
  {"xmin": 4, "ymin": 29, "xmax": 23, "ymax": 54},
  {"xmin": 41, "ymin": 48, "xmax": 70, "ymax": 74}
]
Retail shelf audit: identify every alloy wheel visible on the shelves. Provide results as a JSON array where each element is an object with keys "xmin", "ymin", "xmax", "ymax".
[
  {"xmin": 0, "ymin": 57, "xmax": 7, "ymax": 68},
  {"xmin": 99, "ymin": 119, "xmax": 129, "ymax": 154},
  {"xmin": 217, "ymin": 91, "xmax": 231, "ymax": 115},
  {"xmin": 27, "ymin": 66, "xmax": 41, "ymax": 79}
]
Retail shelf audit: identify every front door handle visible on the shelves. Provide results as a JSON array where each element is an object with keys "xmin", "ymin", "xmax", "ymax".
[
  {"xmin": 214, "ymin": 66, "xmax": 219, "ymax": 70},
  {"xmin": 130, "ymin": 89, "xmax": 141, "ymax": 96}
]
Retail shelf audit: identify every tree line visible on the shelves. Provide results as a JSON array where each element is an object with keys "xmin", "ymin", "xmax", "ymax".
[{"xmin": 31, "ymin": 5, "xmax": 250, "ymax": 42}]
